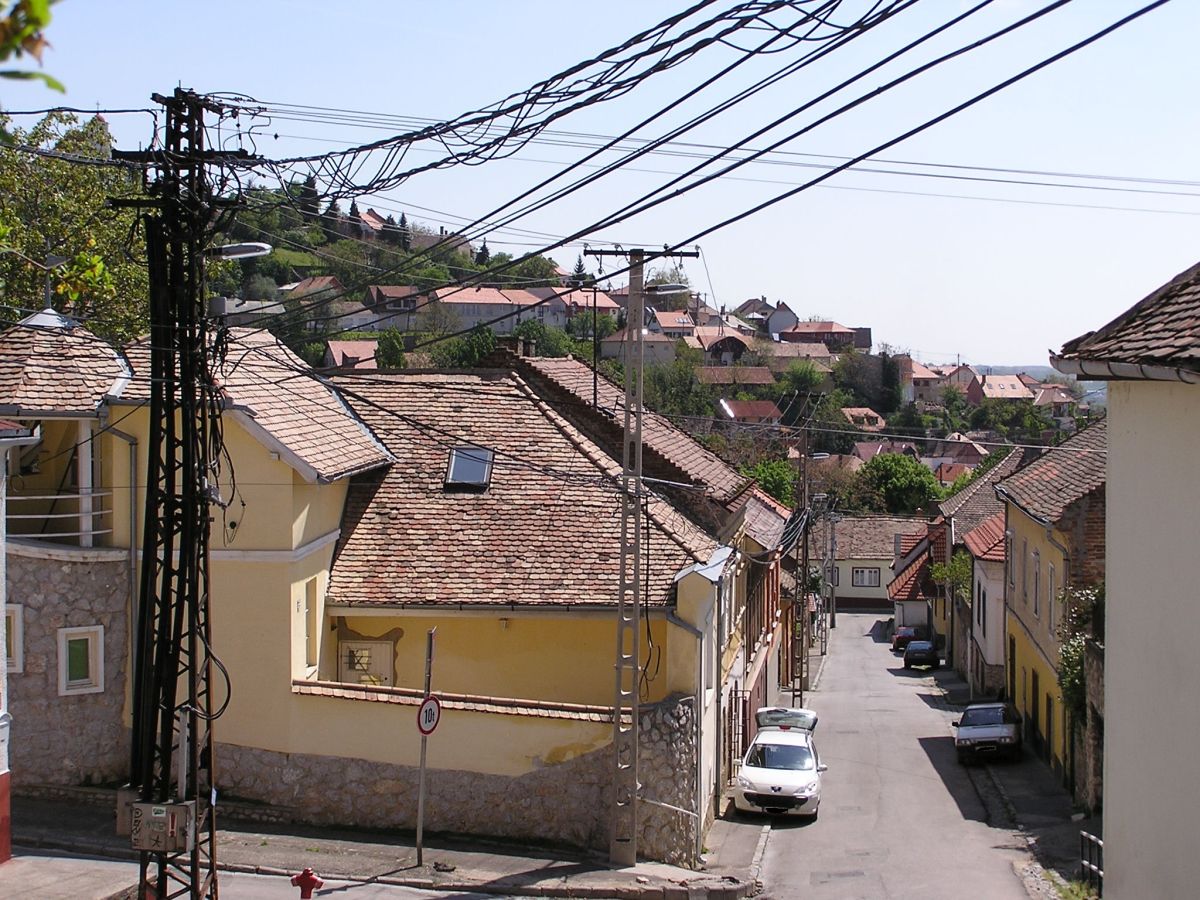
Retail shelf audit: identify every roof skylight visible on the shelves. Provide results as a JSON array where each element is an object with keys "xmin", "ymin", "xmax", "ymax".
[{"xmin": 445, "ymin": 445, "xmax": 494, "ymax": 489}]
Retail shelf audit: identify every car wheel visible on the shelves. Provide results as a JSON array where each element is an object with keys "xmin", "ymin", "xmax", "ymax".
[
  {"xmin": 932, "ymin": 660, "xmax": 940, "ymax": 669},
  {"xmin": 903, "ymin": 662, "xmax": 911, "ymax": 669}
]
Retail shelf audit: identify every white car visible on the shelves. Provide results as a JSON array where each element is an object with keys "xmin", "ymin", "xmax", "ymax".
[{"xmin": 733, "ymin": 707, "xmax": 826, "ymax": 818}]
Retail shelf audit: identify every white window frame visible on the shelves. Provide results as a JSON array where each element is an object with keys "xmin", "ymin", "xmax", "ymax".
[
  {"xmin": 304, "ymin": 578, "xmax": 319, "ymax": 673},
  {"xmin": 5, "ymin": 604, "xmax": 24, "ymax": 674},
  {"xmin": 1032, "ymin": 549, "xmax": 1041, "ymax": 618},
  {"xmin": 1021, "ymin": 538, "xmax": 1029, "ymax": 602},
  {"xmin": 338, "ymin": 639, "xmax": 395, "ymax": 687},
  {"xmin": 1048, "ymin": 563, "xmax": 1057, "ymax": 634},
  {"xmin": 57, "ymin": 625, "xmax": 105, "ymax": 695},
  {"xmin": 828, "ymin": 564, "xmax": 839, "ymax": 588},
  {"xmin": 851, "ymin": 567, "xmax": 881, "ymax": 588}
]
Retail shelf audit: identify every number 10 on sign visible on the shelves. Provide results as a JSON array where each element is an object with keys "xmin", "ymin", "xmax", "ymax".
[{"xmin": 417, "ymin": 695, "xmax": 441, "ymax": 735}]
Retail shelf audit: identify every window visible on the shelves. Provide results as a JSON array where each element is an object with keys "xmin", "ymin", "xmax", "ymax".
[
  {"xmin": 828, "ymin": 565, "xmax": 839, "ymax": 587},
  {"xmin": 981, "ymin": 585, "xmax": 987, "ymax": 637},
  {"xmin": 1021, "ymin": 538, "xmax": 1028, "ymax": 601},
  {"xmin": 1032, "ymin": 550, "xmax": 1041, "ymax": 617},
  {"xmin": 304, "ymin": 578, "xmax": 319, "ymax": 670},
  {"xmin": 337, "ymin": 640, "xmax": 394, "ymax": 686},
  {"xmin": 57, "ymin": 626, "xmax": 104, "ymax": 695},
  {"xmin": 445, "ymin": 445, "xmax": 494, "ymax": 489},
  {"xmin": 5, "ymin": 604, "xmax": 23, "ymax": 673},
  {"xmin": 1007, "ymin": 533, "xmax": 1014, "ymax": 587},
  {"xmin": 851, "ymin": 567, "xmax": 880, "ymax": 588}
]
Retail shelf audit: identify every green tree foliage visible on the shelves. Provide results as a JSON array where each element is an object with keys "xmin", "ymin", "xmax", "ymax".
[
  {"xmin": 930, "ymin": 549, "xmax": 972, "ymax": 603},
  {"xmin": 643, "ymin": 343, "xmax": 714, "ymax": 418},
  {"xmin": 940, "ymin": 385, "xmax": 970, "ymax": 432},
  {"xmin": 321, "ymin": 199, "xmax": 342, "ymax": 242},
  {"xmin": 376, "ymin": 327, "xmax": 407, "ymax": 368},
  {"xmin": 832, "ymin": 349, "xmax": 883, "ymax": 409},
  {"xmin": 741, "ymin": 458, "xmax": 796, "ymax": 507},
  {"xmin": 0, "ymin": 111, "xmax": 148, "ymax": 340},
  {"xmin": 858, "ymin": 453, "xmax": 940, "ymax": 514},
  {"xmin": 969, "ymin": 399, "xmax": 1053, "ymax": 442},
  {"xmin": 417, "ymin": 299, "xmax": 461, "ymax": 336},
  {"xmin": 570, "ymin": 254, "xmax": 589, "ymax": 286},
  {"xmin": 566, "ymin": 311, "xmax": 617, "ymax": 340},
  {"xmin": 0, "ymin": 1, "xmax": 62, "ymax": 144},
  {"xmin": 431, "ymin": 325, "xmax": 495, "ymax": 368},
  {"xmin": 1057, "ymin": 583, "xmax": 1103, "ymax": 720},
  {"xmin": 397, "ymin": 212, "xmax": 412, "ymax": 251},
  {"xmin": 475, "ymin": 238, "xmax": 490, "ymax": 266},
  {"xmin": 297, "ymin": 175, "xmax": 320, "ymax": 221},
  {"xmin": 879, "ymin": 351, "xmax": 902, "ymax": 414}
]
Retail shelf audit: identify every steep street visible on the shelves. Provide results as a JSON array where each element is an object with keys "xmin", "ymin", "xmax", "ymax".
[{"xmin": 755, "ymin": 612, "xmax": 1029, "ymax": 899}]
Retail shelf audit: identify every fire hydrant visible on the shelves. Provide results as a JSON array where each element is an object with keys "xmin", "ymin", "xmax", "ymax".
[{"xmin": 291, "ymin": 867, "xmax": 324, "ymax": 898}]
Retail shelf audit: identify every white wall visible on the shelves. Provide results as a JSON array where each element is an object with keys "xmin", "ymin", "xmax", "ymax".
[
  {"xmin": 973, "ymin": 558, "xmax": 1005, "ymax": 667},
  {"xmin": 1104, "ymin": 379, "xmax": 1200, "ymax": 898}
]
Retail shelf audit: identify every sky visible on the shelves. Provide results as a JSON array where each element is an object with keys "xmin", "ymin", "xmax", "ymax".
[{"xmin": 4, "ymin": 0, "xmax": 1199, "ymax": 366}]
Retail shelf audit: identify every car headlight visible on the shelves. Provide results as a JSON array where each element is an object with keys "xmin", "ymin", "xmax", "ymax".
[
  {"xmin": 997, "ymin": 736, "xmax": 1014, "ymax": 744},
  {"xmin": 957, "ymin": 739, "xmax": 975, "ymax": 746},
  {"xmin": 737, "ymin": 775, "xmax": 753, "ymax": 789},
  {"xmin": 792, "ymin": 782, "xmax": 817, "ymax": 797}
]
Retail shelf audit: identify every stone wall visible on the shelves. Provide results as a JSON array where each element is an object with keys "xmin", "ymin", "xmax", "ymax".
[
  {"xmin": 219, "ymin": 692, "xmax": 698, "ymax": 865},
  {"xmin": 6, "ymin": 549, "xmax": 130, "ymax": 786},
  {"xmin": 1073, "ymin": 638, "xmax": 1105, "ymax": 814}
]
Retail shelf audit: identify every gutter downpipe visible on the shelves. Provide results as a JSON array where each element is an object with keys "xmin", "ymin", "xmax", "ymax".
[
  {"xmin": 666, "ymin": 609, "xmax": 705, "ymax": 865},
  {"xmin": 106, "ymin": 426, "xmax": 139, "ymax": 679}
]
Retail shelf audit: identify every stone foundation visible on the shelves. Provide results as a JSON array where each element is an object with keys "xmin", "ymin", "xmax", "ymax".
[{"xmin": 219, "ymin": 693, "xmax": 698, "ymax": 864}]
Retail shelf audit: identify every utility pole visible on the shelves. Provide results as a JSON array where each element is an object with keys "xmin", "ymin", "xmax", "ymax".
[
  {"xmin": 586, "ymin": 246, "xmax": 696, "ymax": 866},
  {"xmin": 114, "ymin": 88, "xmax": 251, "ymax": 900}
]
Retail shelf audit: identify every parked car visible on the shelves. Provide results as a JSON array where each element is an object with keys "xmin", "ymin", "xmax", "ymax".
[
  {"xmin": 891, "ymin": 625, "xmax": 918, "ymax": 651},
  {"xmin": 902, "ymin": 640, "xmax": 939, "ymax": 669},
  {"xmin": 952, "ymin": 702, "xmax": 1022, "ymax": 763},
  {"xmin": 734, "ymin": 707, "xmax": 826, "ymax": 818}
]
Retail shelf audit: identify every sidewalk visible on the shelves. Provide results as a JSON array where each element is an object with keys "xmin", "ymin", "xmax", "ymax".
[{"xmin": 2, "ymin": 787, "xmax": 760, "ymax": 899}]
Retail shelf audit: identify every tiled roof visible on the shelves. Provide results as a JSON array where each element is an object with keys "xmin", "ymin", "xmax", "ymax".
[
  {"xmin": 718, "ymin": 399, "xmax": 781, "ymax": 420},
  {"xmin": 853, "ymin": 441, "xmax": 918, "ymax": 460},
  {"xmin": 435, "ymin": 287, "xmax": 538, "ymax": 307},
  {"xmin": 1057, "ymin": 260, "xmax": 1200, "ymax": 372},
  {"xmin": 841, "ymin": 407, "xmax": 884, "ymax": 430},
  {"xmin": 975, "ymin": 374, "xmax": 1035, "ymax": 400},
  {"xmin": 888, "ymin": 554, "xmax": 931, "ymax": 601},
  {"xmin": 288, "ymin": 275, "xmax": 343, "ymax": 297},
  {"xmin": 937, "ymin": 448, "xmax": 1025, "ymax": 536},
  {"xmin": 785, "ymin": 321, "xmax": 854, "ymax": 335},
  {"xmin": 696, "ymin": 367, "xmax": 775, "ymax": 386},
  {"xmin": 328, "ymin": 371, "xmax": 718, "ymax": 608},
  {"xmin": 741, "ymin": 488, "xmax": 790, "ymax": 550},
  {"xmin": 934, "ymin": 461, "xmax": 972, "ymax": 484},
  {"xmin": 526, "ymin": 287, "xmax": 621, "ymax": 312},
  {"xmin": 652, "ymin": 309, "xmax": 695, "ymax": 330},
  {"xmin": 0, "ymin": 308, "xmax": 130, "ymax": 416},
  {"xmin": 994, "ymin": 419, "xmax": 1107, "ymax": 524},
  {"xmin": 764, "ymin": 341, "xmax": 830, "ymax": 358},
  {"xmin": 963, "ymin": 513, "xmax": 1005, "ymax": 562},
  {"xmin": 1034, "ymin": 385, "xmax": 1076, "ymax": 407},
  {"xmin": 326, "ymin": 340, "xmax": 379, "ymax": 370},
  {"xmin": 909, "ymin": 359, "xmax": 940, "ymax": 380},
  {"xmin": 692, "ymin": 326, "xmax": 751, "ymax": 351},
  {"xmin": 367, "ymin": 284, "xmax": 423, "ymax": 303},
  {"xmin": 519, "ymin": 356, "xmax": 750, "ymax": 504},
  {"xmin": 601, "ymin": 327, "xmax": 675, "ymax": 344},
  {"xmin": 119, "ymin": 329, "xmax": 392, "ymax": 482},
  {"xmin": 826, "ymin": 515, "xmax": 929, "ymax": 561}
]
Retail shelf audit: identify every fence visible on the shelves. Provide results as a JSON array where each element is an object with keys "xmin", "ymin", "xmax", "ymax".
[{"xmin": 1080, "ymin": 830, "xmax": 1104, "ymax": 897}]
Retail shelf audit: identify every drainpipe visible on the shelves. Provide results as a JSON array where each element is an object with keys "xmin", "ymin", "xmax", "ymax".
[
  {"xmin": 105, "ymin": 426, "xmax": 139, "ymax": 672},
  {"xmin": 666, "ymin": 610, "xmax": 705, "ymax": 865}
]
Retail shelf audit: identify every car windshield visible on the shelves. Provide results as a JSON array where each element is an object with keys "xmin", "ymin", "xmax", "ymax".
[
  {"xmin": 897, "ymin": 627, "xmax": 915, "ymax": 635},
  {"xmin": 960, "ymin": 707, "xmax": 1005, "ymax": 727},
  {"xmin": 908, "ymin": 641, "xmax": 932, "ymax": 650},
  {"xmin": 745, "ymin": 741, "xmax": 815, "ymax": 771}
]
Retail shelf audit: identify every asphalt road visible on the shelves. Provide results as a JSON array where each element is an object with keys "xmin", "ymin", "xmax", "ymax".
[{"xmin": 754, "ymin": 612, "xmax": 1029, "ymax": 900}]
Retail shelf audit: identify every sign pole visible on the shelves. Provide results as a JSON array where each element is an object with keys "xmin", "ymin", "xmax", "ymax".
[{"xmin": 416, "ymin": 627, "xmax": 436, "ymax": 866}]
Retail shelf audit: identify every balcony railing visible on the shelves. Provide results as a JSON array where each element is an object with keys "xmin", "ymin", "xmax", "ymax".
[{"xmin": 5, "ymin": 490, "xmax": 113, "ymax": 546}]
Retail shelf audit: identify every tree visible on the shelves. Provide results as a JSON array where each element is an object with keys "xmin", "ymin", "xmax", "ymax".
[
  {"xmin": 416, "ymin": 298, "xmax": 461, "ymax": 336},
  {"xmin": 475, "ymin": 238, "xmax": 490, "ymax": 266},
  {"xmin": 1, "ymin": 0, "xmax": 62, "ymax": 143},
  {"xmin": 376, "ymin": 327, "xmax": 407, "ymax": 368},
  {"xmin": 348, "ymin": 200, "xmax": 362, "ymax": 231},
  {"xmin": 941, "ymin": 385, "xmax": 970, "ymax": 431},
  {"xmin": 879, "ymin": 351, "xmax": 902, "ymax": 414},
  {"xmin": 298, "ymin": 175, "xmax": 320, "ymax": 221},
  {"xmin": 397, "ymin": 212, "xmax": 412, "ymax": 252},
  {"xmin": 321, "ymin": 199, "xmax": 343, "ymax": 242},
  {"xmin": 858, "ymin": 453, "xmax": 940, "ymax": 514},
  {"xmin": 430, "ymin": 325, "xmax": 495, "ymax": 368},
  {"xmin": 741, "ymin": 458, "xmax": 796, "ymax": 507},
  {"xmin": 0, "ymin": 112, "xmax": 148, "ymax": 340},
  {"xmin": 832, "ymin": 349, "xmax": 883, "ymax": 409},
  {"xmin": 570, "ymin": 254, "xmax": 589, "ymax": 286},
  {"xmin": 931, "ymin": 549, "xmax": 972, "ymax": 604}
]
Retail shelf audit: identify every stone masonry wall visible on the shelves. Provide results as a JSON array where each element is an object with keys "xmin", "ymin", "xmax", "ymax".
[
  {"xmin": 6, "ymin": 552, "xmax": 130, "ymax": 786},
  {"xmin": 220, "ymin": 692, "xmax": 698, "ymax": 865}
]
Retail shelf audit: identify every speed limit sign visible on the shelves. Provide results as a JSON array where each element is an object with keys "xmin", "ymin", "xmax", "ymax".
[{"xmin": 417, "ymin": 695, "xmax": 441, "ymax": 735}]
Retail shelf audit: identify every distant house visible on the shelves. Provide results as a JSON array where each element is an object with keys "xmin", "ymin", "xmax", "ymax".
[
  {"xmin": 940, "ymin": 364, "xmax": 979, "ymax": 392},
  {"xmin": 364, "ymin": 285, "xmax": 426, "ymax": 332},
  {"xmin": 600, "ymin": 327, "xmax": 676, "ymax": 363},
  {"xmin": 690, "ymin": 326, "xmax": 750, "ymax": 365},
  {"xmin": 526, "ymin": 287, "xmax": 620, "ymax": 330},
  {"xmin": 766, "ymin": 302, "xmax": 798, "ymax": 336},
  {"xmin": 649, "ymin": 308, "xmax": 696, "ymax": 339},
  {"xmin": 897, "ymin": 355, "xmax": 945, "ymax": 404},
  {"xmin": 1033, "ymin": 385, "xmax": 1077, "ymax": 424},
  {"xmin": 716, "ymin": 399, "xmax": 781, "ymax": 426},
  {"xmin": 966, "ymin": 374, "xmax": 1035, "ymax": 404},
  {"xmin": 778, "ymin": 320, "xmax": 857, "ymax": 350},
  {"xmin": 815, "ymin": 515, "xmax": 930, "ymax": 610},
  {"xmin": 962, "ymin": 513, "xmax": 1007, "ymax": 695},
  {"xmin": 696, "ymin": 367, "xmax": 775, "ymax": 386},
  {"xmin": 933, "ymin": 461, "xmax": 972, "ymax": 486},
  {"xmin": 324, "ymin": 339, "xmax": 379, "ymax": 371},
  {"xmin": 208, "ymin": 296, "xmax": 286, "ymax": 325},
  {"xmin": 841, "ymin": 407, "xmax": 885, "ymax": 432},
  {"xmin": 432, "ymin": 286, "xmax": 544, "ymax": 334},
  {"xmin": 760, "ymin": 340, "xmax": 832, "ymax": 369},
  {"xmin": 852, "ymin": 441, "xmax": 920, "ymax": 463}
]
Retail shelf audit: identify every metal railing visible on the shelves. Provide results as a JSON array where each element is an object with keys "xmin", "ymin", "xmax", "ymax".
[
  {"xmin": 1080, "ymin": 830, "xmax": 1104, "ymax": 897},
  {"xmin": 5, "ymin": 490, "xmax": 113, "ymax": 543}
]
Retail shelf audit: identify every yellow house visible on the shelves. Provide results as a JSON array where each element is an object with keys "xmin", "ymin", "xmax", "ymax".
[
  {"xmin": 2, "ymin": 318, "xmax": 788, "ymax": 865},
  {"xmin": 994, "ymin": 419, "xmax": 1105, "ymax": 784}
]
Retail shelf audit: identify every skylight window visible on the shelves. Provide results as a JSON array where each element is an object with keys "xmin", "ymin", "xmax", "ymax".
[{"xmin": 445, "ymin": 446, "xmax": 494, "ymax": 489}]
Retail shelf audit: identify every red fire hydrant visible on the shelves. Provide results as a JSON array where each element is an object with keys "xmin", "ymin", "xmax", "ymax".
[{"xmin": 291, "ymin": 867, "xmax": 324, "ymax": 898}]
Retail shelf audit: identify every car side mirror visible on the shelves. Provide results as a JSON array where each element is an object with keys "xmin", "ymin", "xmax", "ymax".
[
  {"xmin": 951, "ymin": 721, "xmax": 959, "ymax": 727},
  {"xmin": 817, "ymin": 763, "xmax": 828, "ymax": 773}
]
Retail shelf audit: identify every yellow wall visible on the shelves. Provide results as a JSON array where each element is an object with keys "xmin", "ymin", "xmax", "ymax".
[{"xmin": 1004, "ymin": 504, "xmax": 1069, "ymax": 771}]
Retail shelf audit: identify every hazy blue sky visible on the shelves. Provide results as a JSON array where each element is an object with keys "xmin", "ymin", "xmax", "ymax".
[{"xmin": 4, "ymin": 1, "xmax": 1198, "ymax": 365}]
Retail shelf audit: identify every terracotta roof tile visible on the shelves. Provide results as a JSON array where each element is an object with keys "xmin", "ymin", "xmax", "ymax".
[
  {"xmin": 963, "ymin": 513, "xmax": 1005, "ymax": 561},
  {"xmin": 818, "ymin": 514, "xmax": 929, "ymax": 561},
  {"xmin": 994, "ymin": 419, "xmax": 1106, "ymax": 524},
  {"xmin": 696, "ymin": 367, "xmax": 775, "ymax": 386},
  {"xmin": 119, "ymin": 329, "xmax": 392, "ymax": 482},
  {"xmin": 328, "ymin": 371, "xmax": 718, "ymax": 608},
  {"xmin": 937, "ymin": 448, "xmax": 1025, "ymax": 535},
  {"xmin": 718, "ymin": 399, "xmax": 781, "ymax": 420},
  {"xmin": 888, "ymin": 554, "xmax": 932, "ymax": 601},
  {"xmin": 1057, "ymin": 260, "xmax": 1200, "ymax": 372},
  {"xmin": 0, "ymin": 308, "xmax": 130, "ymax": 416},
  {"xmin": 742, "ymin": 488, "xmax": 789, "ymax": 549}
]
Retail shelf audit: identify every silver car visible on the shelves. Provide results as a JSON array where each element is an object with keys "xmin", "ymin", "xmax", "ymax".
[{"xmin": 952, "ymin": 702, "xmax": 1022, "ymax": 763}]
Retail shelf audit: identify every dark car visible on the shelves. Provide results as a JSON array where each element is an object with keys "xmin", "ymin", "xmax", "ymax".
[
  {"xmin": 891, "ymin": 625, "xmax": 918, "ymax": 652},
  {"xmin": 903, "ymin": 640, "xmax": 939, "ymax": 669}
]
